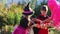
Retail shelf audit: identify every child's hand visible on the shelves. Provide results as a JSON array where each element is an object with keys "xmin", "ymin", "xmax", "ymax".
[{"xmin": 32, "ymin": 24, "xmax": 37, "ymax": 27}]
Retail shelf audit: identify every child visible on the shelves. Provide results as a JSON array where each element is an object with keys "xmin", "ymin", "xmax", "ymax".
[
  {"xmin": 32, "ymin": 5, "xmax": 51, "ymax": 34},
  {"xmin": 38, "ymin": 5, "xmax": 49, "ymax": 34},
  {"xmin": 12, "ymin": 3, "xmax": 34, "ymax": 34}
]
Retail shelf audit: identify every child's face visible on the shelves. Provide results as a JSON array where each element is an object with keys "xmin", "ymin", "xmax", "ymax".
[{"xmin": 41, "ymin": 10, "xmax": 47, "ymax": 15}]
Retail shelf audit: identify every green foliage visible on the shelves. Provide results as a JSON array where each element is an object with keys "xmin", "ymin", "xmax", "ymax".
[
  {"xmin": 32, "ymin": 5, "xmax": 41, "ymax": 18},
  {"xmin": 7, "ymin": 10, "xmax": 15, "ymax": 25},
  {"xmin": 0, "ymin": 4, "xmax": 23, "ymax": 26},
  {"xmin": 14, "ymin": 12, "xmax": 22, "ymax": 25},
  {"xmin": 30, "ymin": 0, "xmax": 37, "ymax": 9},
  {"xmin": 7, "ymin": 5, "xmax": 23, "ymax": 25}
]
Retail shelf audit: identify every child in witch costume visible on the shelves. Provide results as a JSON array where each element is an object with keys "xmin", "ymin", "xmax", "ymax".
[
  {"xmin": 32, "ymin": 5, "xmax": 51, "ymax": 34},
  {"xmin": 12, "ymin": 3, "xmax": 34, "ymax": 34}
]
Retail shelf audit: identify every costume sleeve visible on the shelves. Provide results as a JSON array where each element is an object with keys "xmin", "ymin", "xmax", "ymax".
[
  {"xmin": 48, "ymin": 0, "xmax": 59, "ymax": 19},
  {"xmin": 48, "ymin": 0, "xmax": 57, "ymax": 11},
  {"xmin": 12, "ymin": 29, "xmax": 22, "ymax": 34}
]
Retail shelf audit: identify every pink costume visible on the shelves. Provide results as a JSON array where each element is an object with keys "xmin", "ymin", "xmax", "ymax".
[
  {"xmin": 48, "ymin": 0, "xmax": 60, "ymax": 30},
  {"xmin": 12, "ymin": 26, "xmax": 28, "ymax": 34}
]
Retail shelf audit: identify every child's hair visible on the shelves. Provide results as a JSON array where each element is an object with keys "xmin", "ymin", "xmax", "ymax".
[
  {"xmin": 19, "ymin": 16, "xmax": 29, "ymax": 28},
  {"xmin": 40, "ymin": 5, "xmax": 48, "ymax": 12}
]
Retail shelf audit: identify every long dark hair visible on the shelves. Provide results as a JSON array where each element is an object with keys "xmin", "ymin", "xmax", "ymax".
[{"xmin": 19, "ymin": 16, "xmax": 29, "ymax": 28}]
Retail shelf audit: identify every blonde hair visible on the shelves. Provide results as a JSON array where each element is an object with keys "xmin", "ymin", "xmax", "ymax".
[{"xmin": 41, "ymin": 5, "xmax": 48, "ymax": 13}]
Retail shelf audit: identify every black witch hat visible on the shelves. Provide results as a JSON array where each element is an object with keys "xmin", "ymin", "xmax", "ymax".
[{"xmin": 23, "ymin": 3, "xmax": 33, "ymax": 15}]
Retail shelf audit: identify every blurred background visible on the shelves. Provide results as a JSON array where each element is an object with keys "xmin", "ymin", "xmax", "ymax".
[{"xmin": 0, "ymin": 0, "xmax": 60, "ymax": 34}]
